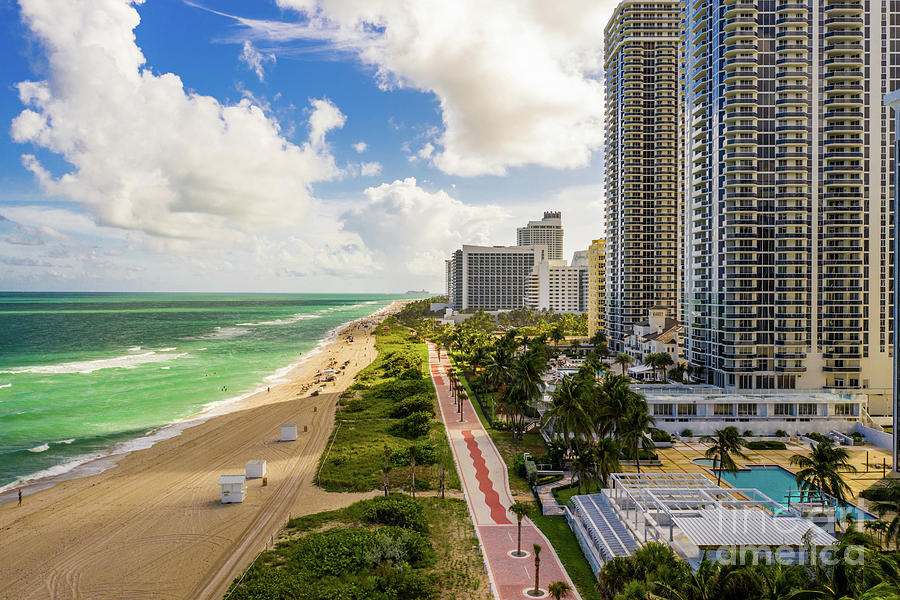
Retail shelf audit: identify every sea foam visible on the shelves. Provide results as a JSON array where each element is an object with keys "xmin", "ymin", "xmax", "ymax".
[
  {"xmin": 0, "ymin": 350, "xmax": 188, "ymax": 375},
  {"xmin": 28, "ymin": 444, "xmax": 49, "ymax": 453},
  {"xmin": 236, "ymin": 313, "xmax": 321, "ymax": 327}
]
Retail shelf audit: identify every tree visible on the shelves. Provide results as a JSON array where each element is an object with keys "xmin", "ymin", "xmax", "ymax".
[
  {"xmin": 548, "ymin": 581, "xmax": 572, "ymax": 600},
  {"xmin": 508, "ymin": 501, "xmax": 531, "ymax": 558},
  {"xmin": 595, "ymin": 436, "xmax": 622, "ymax": 488},
  {"xmin": 532, "ymin": 543, "xmax": 543, "ymax": 596},
  {"xmin": 614, "ymin": 353, "xmax": 633, "ymax": 376},
  {"xmin": 570, "ymin": 441, "xmax": 599, "ymax": 494},
  {"xmin": 408, "ymin": 444, "xmax": 418, "ymax": 499},
  {"xmin": 550, "ymin": 324, "xmax": 566, "ymax": 345},
  {"xmin": 596, "ymin": 374, "xmax": 638, "ymax": 436},
  {"xmin": 789, "ymin": 438, "xmax": 857, "ymax": 504},
  {"xmin": 701, "ymin": 426, "xmax": 749, "ymax": 487},
  {"xmin": 544, "ymin": 376, "xmax": 593, "ymax": 449},
  {"xmin": 619, "ymin": 400, "xmax": 655, "ymax": 473},
  {"xmin": 653, "ymin": 352, "xmax": 674, "ymax": 381},
  {"xmin": 869, "ymin": 479, "xmax": 900, "ymax": 548}
]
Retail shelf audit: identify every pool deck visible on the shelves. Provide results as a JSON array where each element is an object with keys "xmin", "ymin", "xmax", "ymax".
[{"xmin": 625, "ymin": 440, "xmax": 893, "ymax": 512}]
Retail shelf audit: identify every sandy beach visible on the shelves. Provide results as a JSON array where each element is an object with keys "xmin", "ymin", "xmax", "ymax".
[{"xmin": 0, "ymin": 302, "xmax": 404, "ymax": 600}]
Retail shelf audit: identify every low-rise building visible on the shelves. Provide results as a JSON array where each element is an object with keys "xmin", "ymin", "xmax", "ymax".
[{"xmin": 624, "ymin": 307, "xmax": 682, "ymax": 367}]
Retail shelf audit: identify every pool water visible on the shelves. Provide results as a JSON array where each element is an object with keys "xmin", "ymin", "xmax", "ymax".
[
  {"xmin": 692, "ymin": 458, "xmax": 717, "ymax": 467},
  {"xmin": 717, "ymin": 465, "xmax": 875, "ymax": 521}
]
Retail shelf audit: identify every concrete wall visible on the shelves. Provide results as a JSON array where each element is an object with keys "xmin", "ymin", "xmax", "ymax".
[
  {"xmin": 651, "ymin": 418, "xmax": 860, "ymax": 437},
  {"xmin": 852, "ymin": 422, "xmax": 893, "ymax": 450}
]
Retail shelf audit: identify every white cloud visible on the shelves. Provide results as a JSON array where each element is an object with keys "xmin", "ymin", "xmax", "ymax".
[
  {"xmin": 233, "ymin": 0, "xmax": 614, "ymax": 176},
  {"xmin": 352, "ymin": 141, "xmax": 367, "ymax": 153},
  {"xmin": 359, "ymin": 161, "xmax": 381, "ymax": 176},
  {"xmin": 342, "ymin": 177, "xmax": 507, "ymax": 277},
  {"xmin": 239, "ymin": 40, "xmax": 275, "ymax": 81},
  {"xmin": 11, "ymin": 0, "xmax": 345, "ymax": 243}
]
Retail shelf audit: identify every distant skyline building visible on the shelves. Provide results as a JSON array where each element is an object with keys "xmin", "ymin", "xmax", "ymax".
[
  {"xmin": 887, "ymin": 88, "xmax": 900, "ymax": 474},
  {"xmin": 587, "ymin": 239, "xmax": 607, "ymax": 338},
  {"xmin": 524, "ymin": 258, "xmax": 587, "ymax": 314},
  {"xmin": 446, "ymin": 244, "xmax": 547, "ymax": 311},
  {"xmin": 603, "ymin": 0, "xmax": 683, "ymax": 354},
  {"xmin": 517, "ymin": 211, "xmax": 564, "ymax": 261},
  {"xmin": 682, "ymin": 0, "xmax": 897, "ymax": 395}
]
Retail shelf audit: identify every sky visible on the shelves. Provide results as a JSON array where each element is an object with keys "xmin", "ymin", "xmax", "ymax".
[{"xmin": 0, "ymin": 0, "xmax": 615, "ymax": 293}]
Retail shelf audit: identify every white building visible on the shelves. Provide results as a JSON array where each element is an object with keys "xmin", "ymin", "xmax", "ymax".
[
  {"xmin": 517, "ymin": 211, "xmax": 564, "ymax": 261},
  {"xmin": 446, "ymin": 244, "xmax": 547, "ymax": 310},
  {"xmin": 624, "ymin": 307, "xmax": 682, "ymax": 368},
  {"xmin": 524, "ymin": 259, "xmax": 587, "ymax": 314},
  {"xmin": 218, "ymin": 475, "xmax": 247, "ymax": 504},
  {"xmin": 636, "ymin": 386, "xmax": 866, "ymax": 436}
]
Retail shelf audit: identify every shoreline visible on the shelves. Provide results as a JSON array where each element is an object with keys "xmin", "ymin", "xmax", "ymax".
[
  {"xmin": 0, "ymin": 300, "xmax": 404, "ymax": 504},
  {"xmin": 0, "ymin": 299, "xmax": 406, "ymax": 600}
]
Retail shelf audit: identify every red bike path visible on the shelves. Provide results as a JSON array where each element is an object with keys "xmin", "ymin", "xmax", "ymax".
[{"xmin": 428, "ymin": 344, "xmax": 581, "ymax": 600}]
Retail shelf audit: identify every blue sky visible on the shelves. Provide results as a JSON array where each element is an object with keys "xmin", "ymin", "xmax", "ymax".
[{"xmin": 0, "ymin": 0, "xmax": 613, "ymax": 292}]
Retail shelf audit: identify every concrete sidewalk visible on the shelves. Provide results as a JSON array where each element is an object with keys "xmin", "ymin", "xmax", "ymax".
[{"xmin": 428, "ymin": 344, "xmax": 581, "ymax": 600}]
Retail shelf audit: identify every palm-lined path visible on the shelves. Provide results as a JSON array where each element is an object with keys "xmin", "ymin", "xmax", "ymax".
[{"xmin": 428, "ymin": 343, "xmax": 581, "ymax": 600}]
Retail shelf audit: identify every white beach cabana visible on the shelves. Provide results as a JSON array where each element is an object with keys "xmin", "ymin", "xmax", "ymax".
[
  {"xmin": 218, "ymin": 475, "xmax": 246, "ymax": 503},
  {"xmin": 280, "ymin": 424, "xmax": 297, "ymax": 441},
  {"xmin": 245, "ymin": 460, "xmax": 267, "ymax": 479}
]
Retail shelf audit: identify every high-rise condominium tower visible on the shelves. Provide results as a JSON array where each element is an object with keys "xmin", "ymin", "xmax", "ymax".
[
  {"xmin": 683, "ymin": 0, "xmax": 896, "ymax": 391},
  {"xmin": 604, "ymin": 1, "xmax": 683, "ymax": 353},
  {"xmin": 588, "ymin": 239, "xmax": 607, "ymax": 338},
  {"xmin": 517, "ymin": 212, "xmax": 564, "ymax": 260}
]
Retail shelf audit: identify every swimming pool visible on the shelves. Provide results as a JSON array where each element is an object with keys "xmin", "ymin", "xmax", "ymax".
[
  {"xmin": 692, "ymin": 458, "xmax": 717, "ymax": 467},
  {"xmin": 717, "ymin": 465, "xmax": 875, "ymax": 521}
]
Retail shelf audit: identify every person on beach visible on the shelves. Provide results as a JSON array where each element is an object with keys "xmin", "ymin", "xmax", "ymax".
[{"xmin": 18, "ymin": 489, "xmax": 22, "ymax": 506}]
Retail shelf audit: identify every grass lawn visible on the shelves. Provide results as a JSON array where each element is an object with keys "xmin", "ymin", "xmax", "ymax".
[
  {"xmin": 227, "ymin": 495, "xmax": 489, "ymax": 600},
  {"xmin": 316, "ymin": 319, "xmax": 459, "ymax": 492},
  {"xmin": 449, "ymin": 359, "xmax": 600, "ymax": 600},
  {"xmin": 532, "ymin": 513, "xmax": 602, "ymax": 600}
]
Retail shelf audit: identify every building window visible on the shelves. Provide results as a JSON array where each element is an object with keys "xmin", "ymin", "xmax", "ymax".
[
  {"xmin": 774, "ymin": 404, "xmax": 795, "ymax": 416},
  {"xmin": 737, "ymin": 403, "xmax": 757, "ymax": 416},
  {"xmin": 677, "ymin": 403, "xmax": 697, "ymax": 416},
  {"xmin": 833, "ymin": 403, "xmax": 853, "ymax": 416},
  {"xmin": 798, "ymin": 403, "xmax": 817, "ymax": 416},
  {"xmin": 653, "ymin": 403, "xmax": 674, "ymax": 416},
  {"xmin": 713, "ymin": 403, "xmax": 732, "ymax": 416}
]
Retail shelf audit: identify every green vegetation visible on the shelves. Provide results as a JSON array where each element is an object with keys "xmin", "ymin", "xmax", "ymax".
[
  {"xmin": 789, "ymin": 437, "xmax": 857, "ymax": 504},
  {"xmin": 226, "ymin": 495, "xmax": 488, "ymax": 600},
  {"xmin": 531, "ymin": 513, "xmax": 603, "ymax": 600},
  {"xmin": 595, "ymin": 535, "xmax": 900, "ymax": 600},
  {"xmin": 745, "ymin": 440, "xmax": 786, "ymax": 450},
  {"xmin": 316, "ymin": 317, "xmax": 458, "ymax": 492},
  {"xmin": 701, "ymin": 426, "xmax": 749, "ymax": 486}
]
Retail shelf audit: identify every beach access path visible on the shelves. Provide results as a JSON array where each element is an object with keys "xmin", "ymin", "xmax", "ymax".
[
  {"xmin": 0, "ymin": 308, "xmax": 398, "ymax": 600},
  {"xmin": 428, "ymin": 344, "xmax": 581, "ymax": 600}
]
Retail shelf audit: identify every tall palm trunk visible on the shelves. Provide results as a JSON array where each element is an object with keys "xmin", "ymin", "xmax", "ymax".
[{"xmin": 410, "ymin": 453, "xmax": 416, "ymax": 499}]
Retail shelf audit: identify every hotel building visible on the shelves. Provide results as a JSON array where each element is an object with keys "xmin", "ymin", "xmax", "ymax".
[
  {"xmin": 682, "ymin": 0, "xmax": 897, "ymax": 394},
  {"xmin": 604, "ymin": 0, "xmax": 684, "ymax": 353},
  {"xmin": 446, "ymin": 244, "xmax": 547, "ymax": 311},
  {"xmin": 588, "ymin": 239, "xmax": 607, "ymax": 338},
  {"xmin": 517, "ymin": 211, "xmax": 565, "ymax": 261},
  {"xmin": 524, "ymin": 259, "xmax": 588, "ymax": 314}
]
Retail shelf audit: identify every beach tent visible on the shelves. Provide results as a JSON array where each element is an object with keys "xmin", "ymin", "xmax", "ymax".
[
  {"xmin": 281, "ymin": 424, "xmax": 298, "ymax": 441},
  {"xmin": 246, "ymin": 460, "xmax": 267, "ymax": 479},
  {"xmin": 218, "ymin": 475, "xmax": 246, "ymax": 503}
]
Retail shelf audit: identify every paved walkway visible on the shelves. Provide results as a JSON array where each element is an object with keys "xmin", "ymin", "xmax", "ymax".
[
  {"xmin": 428, "ymin": 345, "xmax": 581, "ymax": 600},
  {"xmin": 534, "ymin": 474, "xmax": 573, "ymax": 516}
]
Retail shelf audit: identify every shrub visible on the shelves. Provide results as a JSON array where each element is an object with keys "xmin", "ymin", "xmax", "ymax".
[
  {"xmin": 650, "ymin": 428, "xmax": 672, "ymax": 443},
  {"xmin": 805, "ymin": 432, "xmax": 830, "ymax": 444},
  {"xmin": 775, "ymin": 429, "xmax": 788, "ymax": 438},
  {"xmin": 746, "ymin": 440, "xmax": 786, "ymax": 450},
  {"xmin": 524, "ymin": 459, "xmax": 538, "ymax": 485},
  {"xmin": 743, "ymin": 430, "xmax": 754, "ymax": 437},
  {"xmin": 680, "ymin": 429, "xmax": 693, "ymax": 438},
  {"xmin": 850, "ymin": 432, "xmax": 865, "ymax": 444},
  {"xmin": 390, "ymin": 394, "xmax": 435, "ymax": 418},
  {"xmin": 398, "ymin": 367, "xmax": 424, "ymax": 380},
  {"xmin": 394, "ymin": 411, "xmax": 432, "ymax": 438},
  {"xmin": 390, "ymin": 441, "xmax": 438, "ymax": 467},
  {"xmin": 362, "ymin": 494, "xmax": 428, "ymax": 533},
  {"xmin": 514, "ymin": 453, "xmax": 527, "ymax": 479},
  {"xmin": 380, "ymin": 351, "xmax": 424, "ymax": 378},
  {"xmin": 371, "ymin": 379, "xmax": 433, "ymax": 402}
]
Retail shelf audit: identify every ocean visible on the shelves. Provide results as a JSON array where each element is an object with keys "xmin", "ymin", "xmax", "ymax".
[{"xmin": 0, "ymin": 292, "xmax": 406, "ymax": 492}]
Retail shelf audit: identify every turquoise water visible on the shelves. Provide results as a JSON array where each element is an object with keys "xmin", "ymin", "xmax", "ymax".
[
  {"xmin": 718, "ymin": 465, "xmax": 875, "ymax": 521},
  {"xmin": 692, "ymin": 458, "xmax": 717, "ymax": 467},
  {"xmin": 0, "ymin": 292, "xmax": 407, "ymax": 490}
]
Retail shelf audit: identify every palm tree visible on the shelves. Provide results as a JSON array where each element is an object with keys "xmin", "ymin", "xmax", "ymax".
[
  {"xmin": 614, "ymin": 353, "xmax": 633, "ymax": 376},
  {"xmin": 596, "ymin": 374, "xmax": 638, "ymax": 436},
  {"xmin": 869, "ymin": 479, "xmax": 900, "ymax": 548},
  {"xmin": 654, "ymin": 352, "xmax": 674, "ymax": 381},
  {"xmin": 789, "ymin": 438, "xmax": 857, "ymax": 504},
  {"xmin": 544, "ymin": 377, "xmax": 593, "ymax": 449},
  {"xmin": 619, "ymin": 400, "xmax": 655, "ymax": 473},
  {"xmin": 506, "ymin": 353, "xmax": 545, "ymax": 439},
  {"xmin": 550, "ymin": 324, "xmax": 566, "ymax": 346},
  {"xmin": 532, "ymin": 543, "xmax": 542, "ymax": 596},
  {"xmin": 594, "ymin": 436, "xmax": 622, "ymax": 488},
  {"xmin": 548, "ymin": 581, "xmax": 572, "ymax": 600},
  {"xmin": 701, "ymin": 426, "xmax": 749, "ymax": 487},
  {"xmin": 508, "ymin": 501, "xmax": 531, "ymax": 557},
  {"xmin": 570, "ymin": 441, "xmax": 599, "ymax": 494}
]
